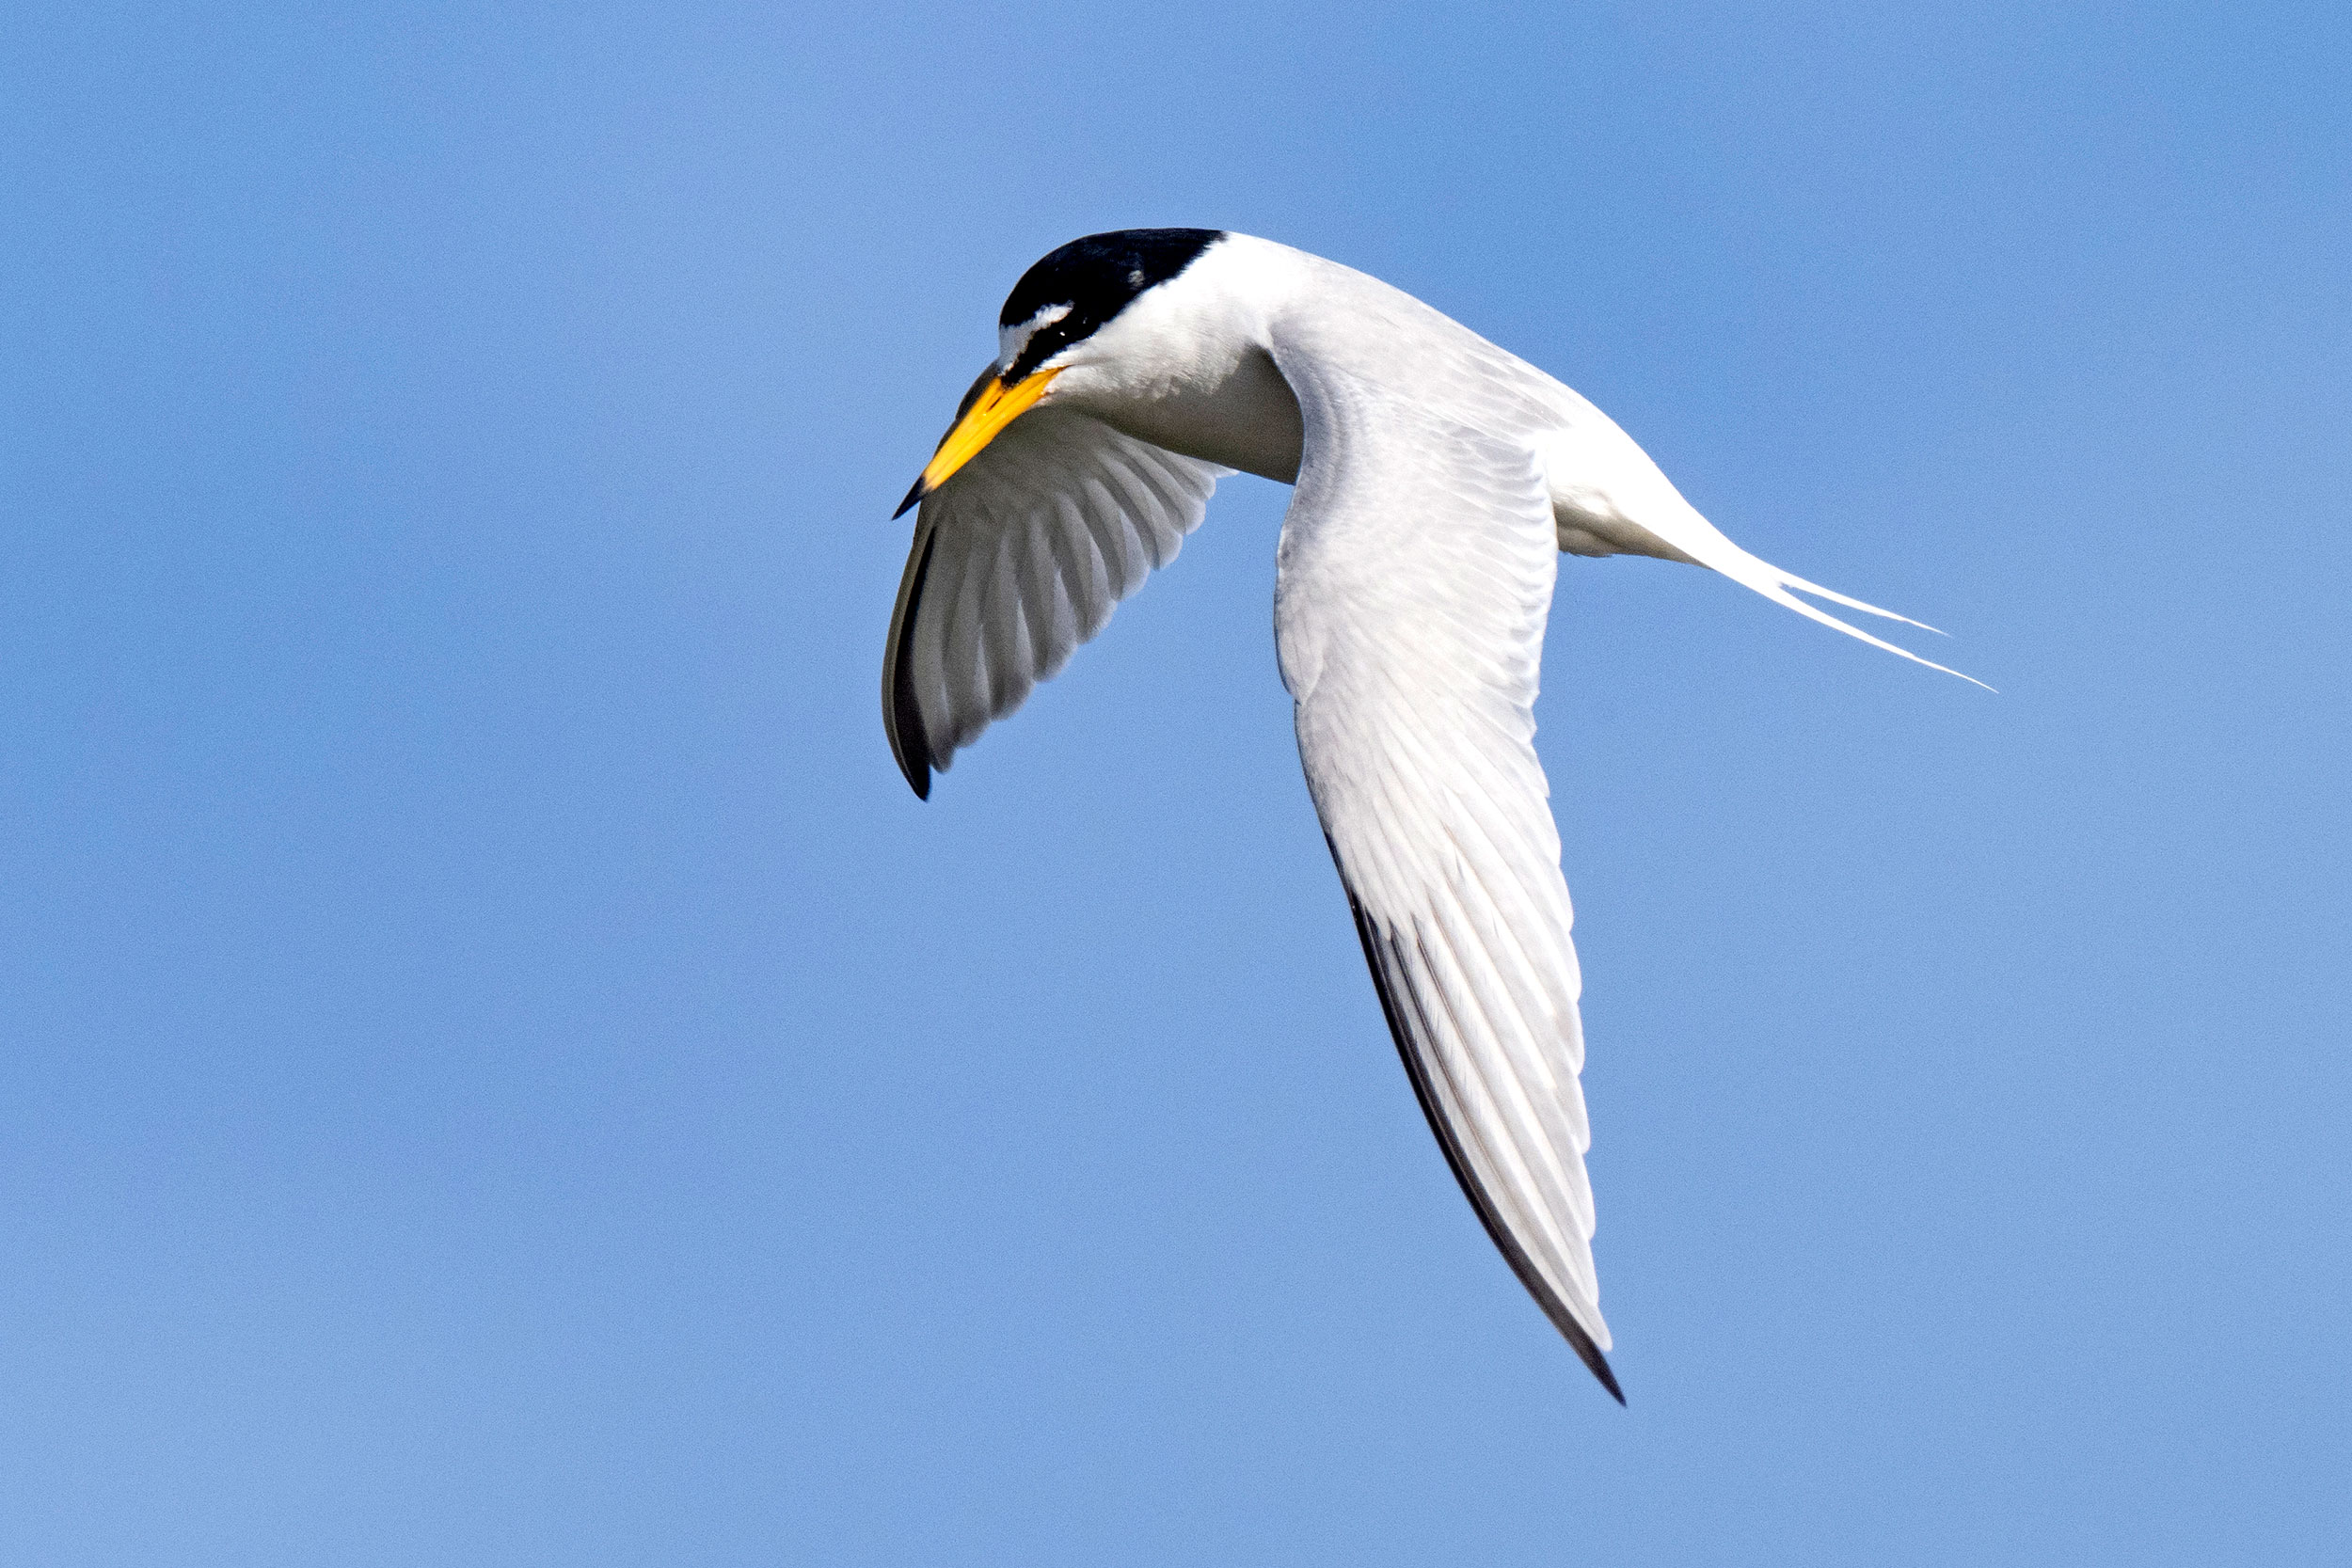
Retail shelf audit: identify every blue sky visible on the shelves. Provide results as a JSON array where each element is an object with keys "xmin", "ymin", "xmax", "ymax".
[{"xmin": 4, "ymin": 2, "xmax": 2347, "ymax": 1562}]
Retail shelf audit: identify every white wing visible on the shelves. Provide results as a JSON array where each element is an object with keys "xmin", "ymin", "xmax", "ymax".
[
  {"xmin": 883, "ymin": 365, "xmax": 1226, "ymax": 796},
  {"xmin": 1270, "ymin": 339, "xmax": 1621, "ymax": 1397}
]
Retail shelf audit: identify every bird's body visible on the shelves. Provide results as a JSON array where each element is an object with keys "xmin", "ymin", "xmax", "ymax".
[{"xmin": 883, "ymin": 230, "xmax": 1964, "ymax": 1401}]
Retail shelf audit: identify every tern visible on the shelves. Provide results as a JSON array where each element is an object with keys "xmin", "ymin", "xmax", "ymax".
[{"xmin": 882, "ymin": 230, "xmax": 1968, "ymax": 1402}]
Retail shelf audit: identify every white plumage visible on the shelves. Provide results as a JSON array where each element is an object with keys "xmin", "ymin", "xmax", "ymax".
[{"xmin": 885, "ymin": 231, "xmax": 1968, "ymax": 1399}]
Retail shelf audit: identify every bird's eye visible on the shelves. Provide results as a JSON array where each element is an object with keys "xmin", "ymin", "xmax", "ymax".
[
  {"xmin": 998, "ymin": 302, "xmax": 1074, "ymax": 376},
  {"xmin": 1127, "ymin": 269, "xmax": 1145, "ymax": 287}
]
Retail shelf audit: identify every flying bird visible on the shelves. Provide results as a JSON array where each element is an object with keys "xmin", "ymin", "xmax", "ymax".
[{"xmin": 882, "ymin": 230, "xmax": 1970, "ymax": 1402}]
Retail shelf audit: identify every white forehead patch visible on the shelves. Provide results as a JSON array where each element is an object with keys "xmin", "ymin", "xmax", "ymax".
[{"xmin": 997, "ymin": 303, "xmax": 1072, "ymax": 372}]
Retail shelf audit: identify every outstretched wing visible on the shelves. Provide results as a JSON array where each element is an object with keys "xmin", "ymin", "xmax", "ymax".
[
  {"xmin": 883, "ymin": 365, "xmax": 1226, "ymax": 797},
  {"xmin": 1271, "ymin": 345, "xmax": 1619, "ymax": 1397}
]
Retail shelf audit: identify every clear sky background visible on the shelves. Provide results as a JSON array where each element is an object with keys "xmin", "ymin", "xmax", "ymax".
[{"xmin": 5, "ymin": 3, "xmax": 2347, "ymax": 1563}]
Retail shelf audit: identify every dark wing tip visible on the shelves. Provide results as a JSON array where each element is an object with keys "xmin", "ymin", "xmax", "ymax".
[
  {"xmin": 882, "ymin": 525, "xmax": 941, "ymax": 800},
  {"xmin": 1581, "ymin": 1341, "xmax": 1628, "ymax": 1406},
  {"xmin": 1334, "ymin": 864, "xmax": 1626, "ymax": 1405},
  {"xmin": 895, "ymin": 744, "xmax": 932, "ymax": 800},
  {"xmin": 885, "ymin": 641, "xmax": 936, "ymax": 798}
]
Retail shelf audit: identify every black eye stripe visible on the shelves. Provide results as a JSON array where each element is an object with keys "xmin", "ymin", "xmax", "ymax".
[{"xmin": 1005, "ymin": 320, "xmax": 1080, "ymax": 383}]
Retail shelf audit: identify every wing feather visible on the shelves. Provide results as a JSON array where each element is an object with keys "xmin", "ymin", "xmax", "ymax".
[
  {"xmin": 1272, "ymin": 346, "xmax": 1621, "ymax": 1397},
  {"xmin": 882, "ymin": 373, "xmax": 1224, "ymax": 796}
]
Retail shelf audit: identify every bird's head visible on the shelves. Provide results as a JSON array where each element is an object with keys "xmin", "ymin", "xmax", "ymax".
[{"xmin": 895, "ymin": 229, "xmax": 1229, "ymax": 516}]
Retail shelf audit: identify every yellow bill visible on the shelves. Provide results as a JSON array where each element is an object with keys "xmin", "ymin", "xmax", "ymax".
[{"xmin": 893, "ymin": 368, "xmax": 1062, "ymax": 517}]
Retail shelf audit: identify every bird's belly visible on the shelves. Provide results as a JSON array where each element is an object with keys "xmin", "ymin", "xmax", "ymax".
[{"xmin": 1092, "ymin": 348, "xmax": 1304, "ymax": 484}]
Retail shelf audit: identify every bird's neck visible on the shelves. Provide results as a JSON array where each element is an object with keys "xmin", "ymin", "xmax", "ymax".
[
  {"xmin": 1096, "ymin": 343, "xmax": 1303, "ymax": 484},
  {"xmin": 1066, "ymin": 235, "xmax": 1311, "ymax": 484}
]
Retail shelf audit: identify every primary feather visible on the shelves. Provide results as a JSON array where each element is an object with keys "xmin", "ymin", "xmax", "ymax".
[{"xmin": 883, "ymin": 367, "xmax": 1226, "ymax": 797}]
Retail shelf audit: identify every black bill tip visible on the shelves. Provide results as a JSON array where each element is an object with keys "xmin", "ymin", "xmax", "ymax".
[{"xmin": 893, "ymin": 475, "xmax": 927, "ymax": 519}]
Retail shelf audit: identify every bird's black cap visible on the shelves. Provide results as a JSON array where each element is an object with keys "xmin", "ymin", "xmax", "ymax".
[{"xmin": 995, "ymin": 228, "xmax": 1224, "ymax": 383}]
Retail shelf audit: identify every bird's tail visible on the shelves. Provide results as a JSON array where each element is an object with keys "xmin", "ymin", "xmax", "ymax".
[{"xmin": 1631, "ymin": 493, "xmax": 1989, "ymax": 690}]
